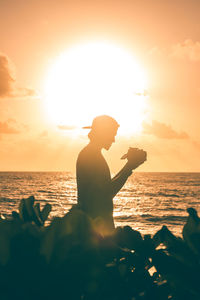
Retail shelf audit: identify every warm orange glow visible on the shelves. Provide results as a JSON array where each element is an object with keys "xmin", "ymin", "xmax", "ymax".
[{"xmin": 43, "ymin": 41, "xmax": 148, "ymax": 135}]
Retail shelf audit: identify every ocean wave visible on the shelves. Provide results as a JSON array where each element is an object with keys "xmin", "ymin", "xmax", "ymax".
[
  {"xmin": 37, "ymin": 190, "xmax": 54, "ymax": 193},
  {"xmin": 0, "ymin": 197, "xmax": 13, "ymax": 202},
  {"xmin": 140, "ymin": 192, "xmax": 181, "ymax": 198},
  {"xmin": 144, "ymin": 215, "xmax": 187, "ymax": 224},
  {"xmin": 115, "ymin": 214, "xmax": 187, "ymax": 225},
  {"xmin": 165, "ymin": 207, "xmax": 185, "ymax": 211},
  {"xmin": 157, "ymin": 192, "xmax": 180, "ymax": 198}
]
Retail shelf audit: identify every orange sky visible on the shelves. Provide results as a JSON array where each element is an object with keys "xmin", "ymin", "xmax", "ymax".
[{"xmin": 0, "ymin": 0, "xmax": 200, "ymax": 172}]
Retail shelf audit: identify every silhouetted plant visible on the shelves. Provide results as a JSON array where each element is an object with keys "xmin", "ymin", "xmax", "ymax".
[{"xmin": 0, "ymin": 197, "xmax": 200, "ymax": 299}]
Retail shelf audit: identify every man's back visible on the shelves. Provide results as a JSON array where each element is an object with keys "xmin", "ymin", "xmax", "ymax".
[{"xmin": 76, "ymin": 144, "xmax": 113, "ymax": 221}]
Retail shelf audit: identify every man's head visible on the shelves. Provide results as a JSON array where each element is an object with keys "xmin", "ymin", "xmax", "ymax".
[{"xmin": 84, "ymin": 115, "xmax": 119, "ymax": 150}]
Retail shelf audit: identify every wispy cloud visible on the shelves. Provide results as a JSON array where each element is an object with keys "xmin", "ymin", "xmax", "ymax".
[
  {"xmin": 0, "ymin": 119, "xmax": 20, "ymax": 134},
  {"xmin": 171, "ymin": 39, "xmax": 200, "ymax": 62},
  {"xmin": 192, "ymin": 140, "xmax": 200, "ymax": 152},
  {"xmin": 148, "ymin": 40, "xmax": 200, "ymax": 62},
  {"xmin": 14, "ymin": 87, "xmax": 36, "ymax": 98},
  {"xmin": 0, "ymin": 53, "xmax": 14, "ymax": 97},
  {"xmin": 57, "ymin": 125, "xmax": 76, "ymax": 130},
  {"xmin": 0, "ymin": 53, "xmax": 35, "ymax": 98},
  {"xmin": 147, "ymin": 46, "xmax": 163, "ymax": 57},
  {"xmin": 0, "ymin": 118, "xmax": 29, "ymax": 135},
  {"xmin": 143, "ymin": 120, "xmax": 189, "ymax": 139},
  {"xmin": 39, "ymin": 130, "xmax": 48, "ymax": 138}
]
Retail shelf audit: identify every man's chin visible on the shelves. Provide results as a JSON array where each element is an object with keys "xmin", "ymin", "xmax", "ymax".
[{"xmin": 104, "ymin": 144, "xmax": 111, "ymax": 150}]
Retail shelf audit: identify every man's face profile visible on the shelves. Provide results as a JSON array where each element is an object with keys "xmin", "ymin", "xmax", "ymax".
[
  {"xmin": 102, "ymin": 127, "xmax": 118, "ymax": 150},
  {"xmin": 87, "ymin": 115, "xmax": 119, "ymax": 150}
]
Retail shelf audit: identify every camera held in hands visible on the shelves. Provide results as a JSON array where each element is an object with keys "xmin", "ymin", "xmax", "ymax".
[{"xmin": 121, "ymin": 147, "xmax": 147, "ymax": 168}]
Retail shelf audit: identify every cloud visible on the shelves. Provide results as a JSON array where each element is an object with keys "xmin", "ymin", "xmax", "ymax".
[
  {"xmin": 134, "ymin": 90, "xmax": 148, "ymax": 96},
  {"xmin": 171, "ymin": 39, "xmax": 200, "ymax": 62},
  {"xmin": 39, "ymin": 130, "xmax": 48, "ymax": 138},
  {"xmin": 0, "ymin": 118, "xmax": 29, "ymax": 135},
  {"xmin": 0, "ymin": 53, "xmax": 35, "ymax": 98},
  {"xmin": 15, "ymin": 87, "xmax": 36, "ymax": 98},
  {"xmin": 192, "ymin": 140, "xmax": 200, "ymax": 152},
  {"xmin": 0, "ymin": 53, "xmax": 14, "ymax": 97},
  {"xmin": 148, "ymin": 40, "xmax": 200, "ymax": 62},
  {"xmin": 57, "ymin": 125, "xmax": 76, "ymax": 130},
  {"xmin": 0, "ymin": 119, "xmax": 20, "ymax": 134},
  {"xmin": 143, "ymin": 120, "xmax": 189, "ymax": 139},
  {"xmin": 147, "ymin": 46, "xmax": 163, "ymax": 57}
]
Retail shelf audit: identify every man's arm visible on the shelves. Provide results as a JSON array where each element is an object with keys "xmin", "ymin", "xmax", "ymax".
[
  {"xmin": 110, "ymin": 162, "xmax": 132, "ymax": 198},
  {"xmin": 110, "ymin": 149, "xmax": 147, "ymax": 198}
]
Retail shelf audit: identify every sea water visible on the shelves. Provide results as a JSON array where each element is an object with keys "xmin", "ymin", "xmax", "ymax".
[{"xmin": 0, "ymin": 172, "xmax": 200, "ymax": 236}]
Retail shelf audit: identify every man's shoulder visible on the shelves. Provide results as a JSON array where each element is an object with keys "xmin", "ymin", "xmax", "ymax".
[
  {"xmin": 76, "ymin": 144, "xmax": 110, "ymax": 178},
  {"xmin": 78, "ymin": 145, "xmax": 91, "ymax": 157},
  {"xmin": 77, "ymin": 145, "xmax": 97, "ymax": 164}
]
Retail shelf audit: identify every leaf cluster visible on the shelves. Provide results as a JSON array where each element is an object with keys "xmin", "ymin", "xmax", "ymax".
[{"xmin": 0, "ymin": 197, "xmax": 200, "ymax": 300}]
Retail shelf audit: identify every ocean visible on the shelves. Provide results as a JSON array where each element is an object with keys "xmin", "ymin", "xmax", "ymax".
[{"xmin": 0, "ymin": 172, "xmax": 200, "ymax": 236}]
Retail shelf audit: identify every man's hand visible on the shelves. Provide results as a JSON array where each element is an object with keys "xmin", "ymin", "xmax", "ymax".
[{"xmin": 121, "ymin": 147, "xmax": 147, "ymax": 170}]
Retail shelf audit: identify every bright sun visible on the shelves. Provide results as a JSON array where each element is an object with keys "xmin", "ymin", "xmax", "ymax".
[{"xmin": 44, "ymin": 41, "xmax": 148, "ymax": 135}]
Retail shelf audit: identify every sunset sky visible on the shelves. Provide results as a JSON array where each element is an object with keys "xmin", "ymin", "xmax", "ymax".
[{"xmin": 0, "ymin": 0, "xmax": 200, "ymax": 173}]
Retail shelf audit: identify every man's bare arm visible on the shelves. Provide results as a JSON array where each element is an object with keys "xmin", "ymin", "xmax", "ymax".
[
  {"xmin": 110, "ymin": 149, "xmax": 147, "ymax": 197},
  {"xmin": 110, "ymin": 162, "xmax": 132, "ymax": 197}
]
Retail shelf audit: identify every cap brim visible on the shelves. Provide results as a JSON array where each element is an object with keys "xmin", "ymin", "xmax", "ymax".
[{"xmin": 82, "ymin": 126, "xmax": 92, "ymax": 129}]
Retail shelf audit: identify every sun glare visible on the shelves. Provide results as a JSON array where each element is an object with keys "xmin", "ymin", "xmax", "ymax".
[{"xmin": 43, "ymin": 41, "xmax": 148, "ymax": 135}]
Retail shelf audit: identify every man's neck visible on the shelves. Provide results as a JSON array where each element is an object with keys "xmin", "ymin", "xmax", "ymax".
[{"xmin": 88, "ymin": 141, "xmax": 102, "ymax": 152}]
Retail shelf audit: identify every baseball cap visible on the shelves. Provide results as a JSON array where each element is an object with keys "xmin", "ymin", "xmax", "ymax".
[{"xmin": 82, "ymin": 115, "xmax": 119, "ymax": 130}]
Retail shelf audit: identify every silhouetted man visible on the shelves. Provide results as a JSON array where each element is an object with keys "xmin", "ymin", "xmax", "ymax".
[{"xmin": 76, "ymin": 115, "xmax": 146, "ymax": 235}]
